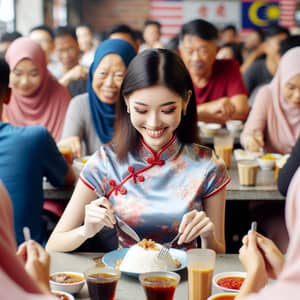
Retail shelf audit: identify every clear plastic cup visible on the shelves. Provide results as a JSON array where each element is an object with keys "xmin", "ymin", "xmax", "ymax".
[
  {"xmin": 139, "ymin": 271, "xmax": 180, "ymax": 300},
  {"xmin": 58, "ymin": 146, "xmax": 73, "ymax": 164},
  {"xmin": 237, "ymin": 160, "xmax": 259, "ymax": 186},
  {"xmin": 214, "ymin": 134, "xmax": 234, "ymax": 168},
  {"xmin": 84, "ymin": 267, "xmax": 121, "ymax": 300},
  {"xmin": 187, "ymin": 249, "xmax": 216, "ymax": 300}
]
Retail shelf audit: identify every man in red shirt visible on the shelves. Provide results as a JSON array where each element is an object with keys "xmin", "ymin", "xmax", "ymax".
[{"xmin": 179, "ymin": 19, "xmax": 249, "ymax": 124}]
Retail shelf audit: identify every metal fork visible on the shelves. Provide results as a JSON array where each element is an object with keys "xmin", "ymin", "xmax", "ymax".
[{"xmin": 158, "ymin": 232, "xmax": 181, "ymax": 259}]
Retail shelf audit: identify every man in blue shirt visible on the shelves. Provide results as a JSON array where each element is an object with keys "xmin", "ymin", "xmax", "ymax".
[{"xmin": 0, "ymin": 57, "xmax": 75, "ymax": 245}]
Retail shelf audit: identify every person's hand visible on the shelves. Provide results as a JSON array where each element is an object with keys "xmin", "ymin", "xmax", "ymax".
[
  {"xmin": 16, "ymin": 240, "xmax": 51, "ymax": 293},
  {"xmin": 178, "ymin": 210, "xmax": 214, "ymax": 244},
  {"xmin": 245, "ymin": 131, "xmax": 264, "ymax": 152},
  {"xmin": 58, "ymin": 136, "xmax": 82, "ymax": 159},
  {"xmin": 82, "ymin": 197, "xmax": 116, "ymax": 238},
  {"xmin": 210, "ymin": 97, "xmax": 236, "ymax": 119},
  {"xmin": 60, "ymin": 65, "xmax": 88, "ymax": 86},
  {"xmin": 243, "ymin": 232, "xmax": 285, "ymax": 279},
  {"xmin": 239, "ymin": 231, "xmax": 268, "ymax": 282},
  {"xmin": 67, "ymin": 65, "xmax": 88, "ymax": 81},
  {"xmin": 237, "ymin": 231, "xmax": 269, "ymax": 296}
]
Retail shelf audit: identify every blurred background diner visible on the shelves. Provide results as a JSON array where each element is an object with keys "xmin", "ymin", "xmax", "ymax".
[{"xmin": 1, "ymin": 0, "xmax": 300, "ymax": 256}]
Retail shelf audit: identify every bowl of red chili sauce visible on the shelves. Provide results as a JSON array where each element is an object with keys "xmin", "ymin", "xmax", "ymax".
[{"xmin": 213, "ymin": 272, "xmax": 246, "ymax": 293}]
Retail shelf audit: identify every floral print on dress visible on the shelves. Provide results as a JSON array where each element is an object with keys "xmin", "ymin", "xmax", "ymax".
[{"xmin": 80, "ymin": 135, "xmax": 230, "ymax": 247}]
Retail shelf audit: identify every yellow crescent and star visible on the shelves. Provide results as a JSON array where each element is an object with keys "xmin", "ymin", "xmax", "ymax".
[{"xmin": 248, "ymin": 1, "xmax": 280, "ymax": 26}]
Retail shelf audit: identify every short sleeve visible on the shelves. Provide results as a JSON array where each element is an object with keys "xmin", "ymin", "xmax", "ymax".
[
  {"xmin": 226, "ymin": 59, "xmax": 248, "ymax": 97},
  {"xmin": 201, "ymin": 152, "xmax": 230, "ymax": 199},
  {"xmin": 240, "ymin": 86, "xmax": 269, "ymax": 148},
  {"xmin": 80, "ymin": 147, "xmax": 107, "ymax": 196},
  {"xmin": 61, "ymin": 94, "xmax": 87, "ymax": 139}
]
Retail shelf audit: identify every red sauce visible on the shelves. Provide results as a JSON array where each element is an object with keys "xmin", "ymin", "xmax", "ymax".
[
  {"xmin": 212, "ymin": 296, "xmax": 236, "ymax": 300},
  {"xmin": 217, "ymin": 276, "xmax": 245, "ymax": 290}
]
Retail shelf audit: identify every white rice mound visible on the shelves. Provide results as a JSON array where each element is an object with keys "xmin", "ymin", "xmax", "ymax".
[{"xmin": 120, "ymin": 240, "xmax": 177, "ymax": 273}]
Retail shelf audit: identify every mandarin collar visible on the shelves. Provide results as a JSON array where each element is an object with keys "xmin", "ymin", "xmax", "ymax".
[{"xmin": 138, "ymin": 135, "xmax": 181, "ymax": 162}]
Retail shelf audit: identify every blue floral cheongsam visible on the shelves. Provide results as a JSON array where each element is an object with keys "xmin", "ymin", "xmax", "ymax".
[{"xmin": 80, "ymin": 135, "xmax": 230, "ymax": 247}]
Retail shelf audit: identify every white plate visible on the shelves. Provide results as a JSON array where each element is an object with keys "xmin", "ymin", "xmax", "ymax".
[
  {"xmin": 102, "ymin": 248, "xmax": 186, "ymax": 277},
  {"xmin": 213, "ymin": 271, "xmax": 246, "ymax": 293}
]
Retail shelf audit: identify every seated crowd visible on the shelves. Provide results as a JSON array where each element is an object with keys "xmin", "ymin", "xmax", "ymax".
[{"xmin": 1, "ymin": 17, "xmax": 300, "ymax": 299}]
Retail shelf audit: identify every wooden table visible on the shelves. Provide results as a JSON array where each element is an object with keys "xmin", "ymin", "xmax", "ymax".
[
  {"xmin": 50, "ymin": 252, "xmax": 242, "ymax": 300},
  {"xmin": 227, "ymin": 166, "xmax": 284, "ymax": 201}
]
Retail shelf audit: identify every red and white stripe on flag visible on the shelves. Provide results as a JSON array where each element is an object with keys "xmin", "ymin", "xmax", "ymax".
[
  {"xmin": 149, "ymin": 0, "xmax": 184, "ymax": 42},
  {"xmin": 279, "ymin": 0, "xmax": 296, "ymax": 28}
]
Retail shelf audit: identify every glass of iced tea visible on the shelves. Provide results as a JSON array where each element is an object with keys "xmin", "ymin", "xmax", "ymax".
[
  {"xmin": 214, "ymin": 134, "xmax": 234, "ymax": 168},
  {"xmin": 187, "ymin": 249, "xmax": 216, "ymax": 300},
  {"xmin": 84, "ymin": 267, "xmax": 121, "ymax": 300},
  {"xmin": 139, "ymin": 271, "xmax": 180, "ymax": 300}
]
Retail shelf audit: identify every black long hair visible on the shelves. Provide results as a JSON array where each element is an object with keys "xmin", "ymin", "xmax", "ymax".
[{"xmin": 112, "ymin": 48, "xmax": 200, "ymax": 161}]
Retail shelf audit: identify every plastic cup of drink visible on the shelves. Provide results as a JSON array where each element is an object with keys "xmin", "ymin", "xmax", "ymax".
[
  {"xmin": 84, "ymin": 267, "xmax": 121, "ymax": 300},
  {"xmin": 59, "ymin": 147, "xmax": 73, "ymax": 164},
  {"xmin": 139, "ymin": 271, "xmax": 180, "ymax": 300},
  {"xmin": 237, "ymin": 160, "xmax": 259, "ymax": 186},
  {"xmin": 214, "ymin": 134, "xmax": 234, "ymax": 168},
  {"xmin": 187, "ymin": 249, "xmax": 216, "ymax": 300}
]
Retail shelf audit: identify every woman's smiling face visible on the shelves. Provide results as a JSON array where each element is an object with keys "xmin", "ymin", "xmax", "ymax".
[
  {"xmin": 10, "ymin": 59, "xmax": 42, "ymax": 96},
  {"xmin": 283, "ymin": 73, "xmax": 300, "ymax": 106},
  {"xmin": 92, "ymin": 53, "xmax": 126, "ymax": 104},
  {"xmin": 126, "ymin": 85, "xmax": 189, "ymax": 152}
]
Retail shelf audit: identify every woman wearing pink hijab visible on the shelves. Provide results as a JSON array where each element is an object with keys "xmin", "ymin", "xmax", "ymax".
[
  {"xmin": 241, "ymin": 47, "xmax": 300, "ymax": 154},
  {"xmin": 237, "ymin": 166, "xmax": 300, "ymax": 299},
  {"xmin": 0, "ymin": 182, "xmax": 55, "ymax": 299},
  {"xmin": 3, "ymin": 37, "xmax": 70, "ymax": 141}
]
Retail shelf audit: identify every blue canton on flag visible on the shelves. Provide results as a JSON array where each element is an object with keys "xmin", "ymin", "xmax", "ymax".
[{"xmin": 242, "ymin": 1, "xmax": 280, "ymax": 29}]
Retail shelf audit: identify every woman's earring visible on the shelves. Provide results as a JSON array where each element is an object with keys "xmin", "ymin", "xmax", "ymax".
[{"xmin": 127, "ymin": 106, "xmax": 130, "ymax": 114}]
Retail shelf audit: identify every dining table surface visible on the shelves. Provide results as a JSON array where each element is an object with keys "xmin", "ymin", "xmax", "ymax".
[
  {"xmin": 50, "ymin": 251, "xmax": 243, "ymax": 300},
  {"xmin": 43, "ymin": 161, "xmax": 285, "ymax": 202}
]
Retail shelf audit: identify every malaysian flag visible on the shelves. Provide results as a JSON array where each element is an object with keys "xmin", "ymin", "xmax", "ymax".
[
  {"xmin": 149, "ymin": 0, "xmax": 296, "ymax": 41},
  {"xmin": 149, "ymin": 0, "xmax": 184, "ymax": 43}
]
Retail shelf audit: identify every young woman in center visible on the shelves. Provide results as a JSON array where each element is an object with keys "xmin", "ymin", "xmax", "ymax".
[{"xmin": 46, "ymin": 49, "xmax": 230, "ymax": 253}]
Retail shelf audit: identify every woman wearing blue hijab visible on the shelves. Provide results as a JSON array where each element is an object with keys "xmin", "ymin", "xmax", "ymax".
[{"xmin": 59, "ymin": 39, "xmax": 136, "ymax": 158}]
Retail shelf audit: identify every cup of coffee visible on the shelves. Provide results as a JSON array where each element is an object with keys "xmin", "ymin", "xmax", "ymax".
[
  {"xmin": 237, "ymin": 160, "xmax": 259, "ymax": 186},
  {"xmin": 139, "ymin": 271, "xmax": 180, "ymax": 300},
  {"xmin": 214, "ymin": 134, "xmax": 234, "ymax": 168},
  {"xmin": 187, "ymin": 249, "xmax": 216, "ymax": 300},
  {"xmin": 85, "ymin": 267, "xmax": 121, "ymax": 300}
]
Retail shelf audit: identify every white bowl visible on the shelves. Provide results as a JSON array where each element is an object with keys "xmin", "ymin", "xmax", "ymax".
[
  {"xmin": 213, "ymin": 271, "xmax": 246, "ymax": 293},
  {"xmin": 51, "ymin": 290, "xmax": 75, "ymax": 300},
  {"xmin": 226, "ymin": 120, "xmax": 243, "ymax": 132},
  {"xmin": 257, "ymin": 153, "xmax": 282, "ymax": 169},
  {"xmin": 50, "ymin": 272, "xmax": 85, "ymax": 294},
  {"xmin": 208, "ymin": 292, "xmax": 237, "ymax": 300},
  {"xmin": 201, "ymin": 123, "xmax": 222, "ymax": 137}
]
